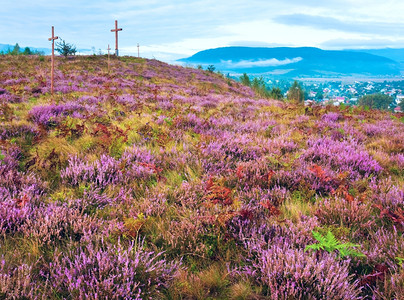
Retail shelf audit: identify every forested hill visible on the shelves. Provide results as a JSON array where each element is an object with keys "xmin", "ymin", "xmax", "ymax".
[{"xmin": 179, "ymin": 46, "xmax": 402, "ymax": 76}]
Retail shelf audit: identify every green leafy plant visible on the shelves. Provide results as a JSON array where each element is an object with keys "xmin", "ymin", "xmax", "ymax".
[
  {"xmin": 305, "ymin": 230, "xmax": 365, "ymax": 258},
  {"xmin": 396, "ymin": 257, "xmax": 404, "ymax": 267}
]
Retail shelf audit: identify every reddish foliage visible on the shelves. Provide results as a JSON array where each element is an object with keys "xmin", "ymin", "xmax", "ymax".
[
  {"xmin": 56, "ymin": 122, "xmax": 86, "ymax": 139},
  {"xmin": 359, "ymin": 264, "xmax": 389, "ymax": 287},
  {"xmin": 151, "ymin": 85, "xmax": 160, "ymax": 101},
  {"xmin": 259, "ymin": 200, "xmax": 281, "ymax": 217},
  {"xmin": 206, "ymin": 176, "xmax": 214, "ymax": 191},
  {"xmin": 236, "ymin": 166, "xmax": 244, "ymax": 179},
  {"xmin": 256, "ymin": 170, "xmax": 275, "ymax": 188},
  {"xmin": 92, "ymin": 122, "xmax": 129, "ymax": 150},
  {"xmin": 332, "ymin": 184, "xmax": 354, "ymax": 202},
  {"xmin": 24, "ymin": 156, "xmax": 37, "ymax": 171},
  {"xmin": 205, "ymin": 177, "xmax": 233, "ymax": 206},
  {"xmin": 138, "ymin": 162, "xmax": 165, "ymax": 181},
  {"xmin": 14, "ymin": 194, "xmax": 29, "ymax": 208},
  {"xmin": 373, "ymin": 204, "xmax": 404, "ymax": 230},
  {"xmin": 46, "ymin": 148, "xmax": 62, "ymax": 170},
  {"xmin": 309, "ymin": 164, "xmax": 331, "ymax": 182},
  {"xmin": 198, "ymin": 211, "xmax": 238, "ymax": 227},
  {"xmin": 266, "ymin": 170, "xmax": 275, "ymax": 186},
  {"xmin": 238, "ymin": 208, "xmax": 254, "ymax": 221}
]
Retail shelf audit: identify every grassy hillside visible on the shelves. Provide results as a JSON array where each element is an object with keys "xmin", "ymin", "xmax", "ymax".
[{"xmin": 0, "ymin": 55, "xmax": 403, "ymax": 299}]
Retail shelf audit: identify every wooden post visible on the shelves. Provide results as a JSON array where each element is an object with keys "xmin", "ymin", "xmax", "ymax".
[
  {"xmin": 48, "ymin": 26, "xmax": 58, "ymax": 95},
  {"xmin": 137, "ymin": 43, "xmax": 139, "ymax": 58},
  {"xmin": 107, "ymin": 44, "xmax": 111, "ymax": 72},
  {"xmin": 110, "ymin": 20, "xmax": 122, "ymax": 56}
]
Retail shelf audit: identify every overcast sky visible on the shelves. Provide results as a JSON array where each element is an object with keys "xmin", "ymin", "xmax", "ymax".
[{"xmin": 1, "ymin": 0, "xmax": 403, "ymax": 62}]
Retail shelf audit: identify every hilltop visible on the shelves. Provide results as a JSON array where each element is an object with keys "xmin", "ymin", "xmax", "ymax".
[
  {"xmin": 179, "ymin": 46, "xmax": 402, "ymax": 77},
  {"xmin": 0, "ymin": 55, "xmax": 403, "ymax": 299}
]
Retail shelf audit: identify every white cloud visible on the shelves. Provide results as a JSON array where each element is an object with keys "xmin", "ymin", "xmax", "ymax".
[
  {"xmin": 321, "ymin": 38, "xmax": 404, "ymax": 49},
  {"xmin": 221, "ymin": 57, "xmax": 303, "ymax": 68}
]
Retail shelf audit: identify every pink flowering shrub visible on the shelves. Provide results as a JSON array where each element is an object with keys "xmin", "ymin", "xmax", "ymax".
[
  {"xmin": 61, "ymin": 147, "xmax": 158, "ymax": 188},
  {"xmin": 301, "ymin": 137, "xmax": 383, "ymax": 180},
  {"xmin": 0, "ymin": 260, "xmax": 36, "ymax": 299},
  {"xmin": 46, "ymin": 241, "xmax": 181, "ymax": 299}
]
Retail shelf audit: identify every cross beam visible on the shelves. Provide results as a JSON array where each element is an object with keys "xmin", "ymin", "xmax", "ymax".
[
  {"xmin": 110, "ymin": 20, "xmax": 122, "ymax": 56},
  {"xmin": 48, "ymin": 26, "xmax": 58, "ymax": 95}
]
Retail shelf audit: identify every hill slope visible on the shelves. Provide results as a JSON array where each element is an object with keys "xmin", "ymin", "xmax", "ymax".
[
  {"xmin": 180, "ymin": 46, "xmax": 402, "ymax": 76},
  {"xmin": 347, "ymin": 48, "xmax": 404, "ymax": 63},
  {"xmin": 0, "ymin": 55, "xmax": 403, "ymax": 299}
]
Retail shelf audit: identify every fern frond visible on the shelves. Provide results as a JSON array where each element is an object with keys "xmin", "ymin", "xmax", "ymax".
[
  {"xmin": 305, "ymin": 243, "xmax": 324, "ymax": 252},
  {"xmin": 305, "ymin": 230, "xmax": 366, "ymax": 259},
  {"xmin": 312, "ymin": 230, "xmax": 327, "ymax": 244}
]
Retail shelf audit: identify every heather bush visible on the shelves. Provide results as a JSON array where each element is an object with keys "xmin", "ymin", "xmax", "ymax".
[
  {"xmin": 29, "ymin": 102, "xmax": 89, "ymax": 128},
  {"xmin": 369, "ymin": 177, "xmax": 404, "ymax": 210},
  {"xmin": 0, "ymin": 122, "xmax": 40, "ymax": 141},
  {"xmin": 61, "ymin": 154, "xmax": 121, "ymax": 188},
  {"xmin": 321, "ymin": 111, "xmax": 342, "ymax": 123},
  {"xmin": 0, "ymin": 260, "xmax": 37, "ymax": 299},
  {"xmin": 22, "ymin": 202, "xmax": 101, "ymax": 245},
  {"xmin": 61, "ymin": 152, "xmax": 157, "ymax": 189},
  {"xmin": 0, "ymin": 148, "xmax": 46, "ymax": 203},
  {"xmin": 301, "ymin": 137, "xmax": 383, "ymax": 180},
  {"xmin": 0, "ymin": 198, "xmax": 33, "ymax": 236},
  {"xmin": 364, "ymin": 227, "xmax": 404, "ymax": 269},
  {"xmin": 0, "ymin": 198, "xmax": 100, "ymax": 244},
  {"xmin": 0, "ymin": 92, "xmax": 22, "ymax": 103},
  {"xmin": 372, "ymin": 270, "xmax": 404, "ymax": 300},
  {"xmin": 201, "ymin": 133, "xmax": 262, "ymax": 173},
  {"xmin": 46, "ymin": 240, "xmax": 181, "ymax": 299},
  {"xmin": 251, "ymin": 246, "xmax": 361, "ymax": 299},
  {"xmin": 233, "ymin": 217, "xmax": 361, "ymax": 299},
  {"xmin": 315, "ymin": 197, "xmax": 375, "ymax": 238}
]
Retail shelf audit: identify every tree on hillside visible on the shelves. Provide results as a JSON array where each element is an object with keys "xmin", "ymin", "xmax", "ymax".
[
  {"xmin": 251, "ymin": 76, "xmax": 269, "ymax": 98},
  {"xmin": 270, "ymin": 87, "xmax": 283, "ymax": 100},
  {"xmin": 10, "ymin": 43, "xmax": 21, "ymax": 55},
  {"xmin": 240, "ymin": 73, "xmax": 251, "ymax": 86},
  {"xmin": 56, "ymin": 39, "xmax": 77, "ymax": 57},
  {"xmin": 23, "ymin": 47, "xmax": 32, "ymax": 55},
  {"xmin": 207, "ymin": 65, "xmax": 216, "ymax": 73},
  {"xmin": 287, "ymin": 80, "xmax": 304, "ymax": 103},
  {"xmin": 358, "ymin": 93, "xmax": 393, "ymax": 110}
]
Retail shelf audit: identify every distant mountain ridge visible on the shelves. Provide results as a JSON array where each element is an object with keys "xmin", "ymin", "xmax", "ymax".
[
  {"xmin": 0, "ymin": 43, "xmax": 51, "ymax": 55},
  {"xmin": 0, "ymin": 43, "xmax": 91, "ymax": 55},
  {"xmin": 179, "ymin": 46, "xmax": 403, "ymax": 77},
  {"xmin": 346, "ymin": 48, "xmax": 404, "ymax": 63}
]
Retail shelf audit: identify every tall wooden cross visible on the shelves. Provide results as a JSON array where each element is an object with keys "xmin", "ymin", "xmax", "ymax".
[
  {"xmin": 107, "ymin": 44, "xmax": 111, "ymax": 72},
  {"xmin": 48, "ymin": 26, "xmax": 58, "ymax": 95},
  {"xmin": 110, "ymin": 20, "xmax": 122, "ymax": 56},
  {"xmin": 137, "ymin": 43, "xmax": 140, "ymax": 58}
]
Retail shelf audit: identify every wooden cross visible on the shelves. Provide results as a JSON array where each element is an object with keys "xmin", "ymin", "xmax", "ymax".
[
  {"xmin": 110, "ymin": 20, "xmax": 122, "ymax": 56},
  {"xmin": 137, "ymin": 43, "xmax": 139, "ymax": 58},
  {"xmin": 107, "ymin": 44, "xmax": 111, "ymax": 72},
  {"xmin": 48, "ymin": 26, "xmax": 58, "ymax": 95}
]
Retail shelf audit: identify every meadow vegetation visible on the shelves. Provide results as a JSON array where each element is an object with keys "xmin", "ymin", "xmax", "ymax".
[{"xmin": 0, "ymin": 55, "xmax": 403, "ymax": 299}]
